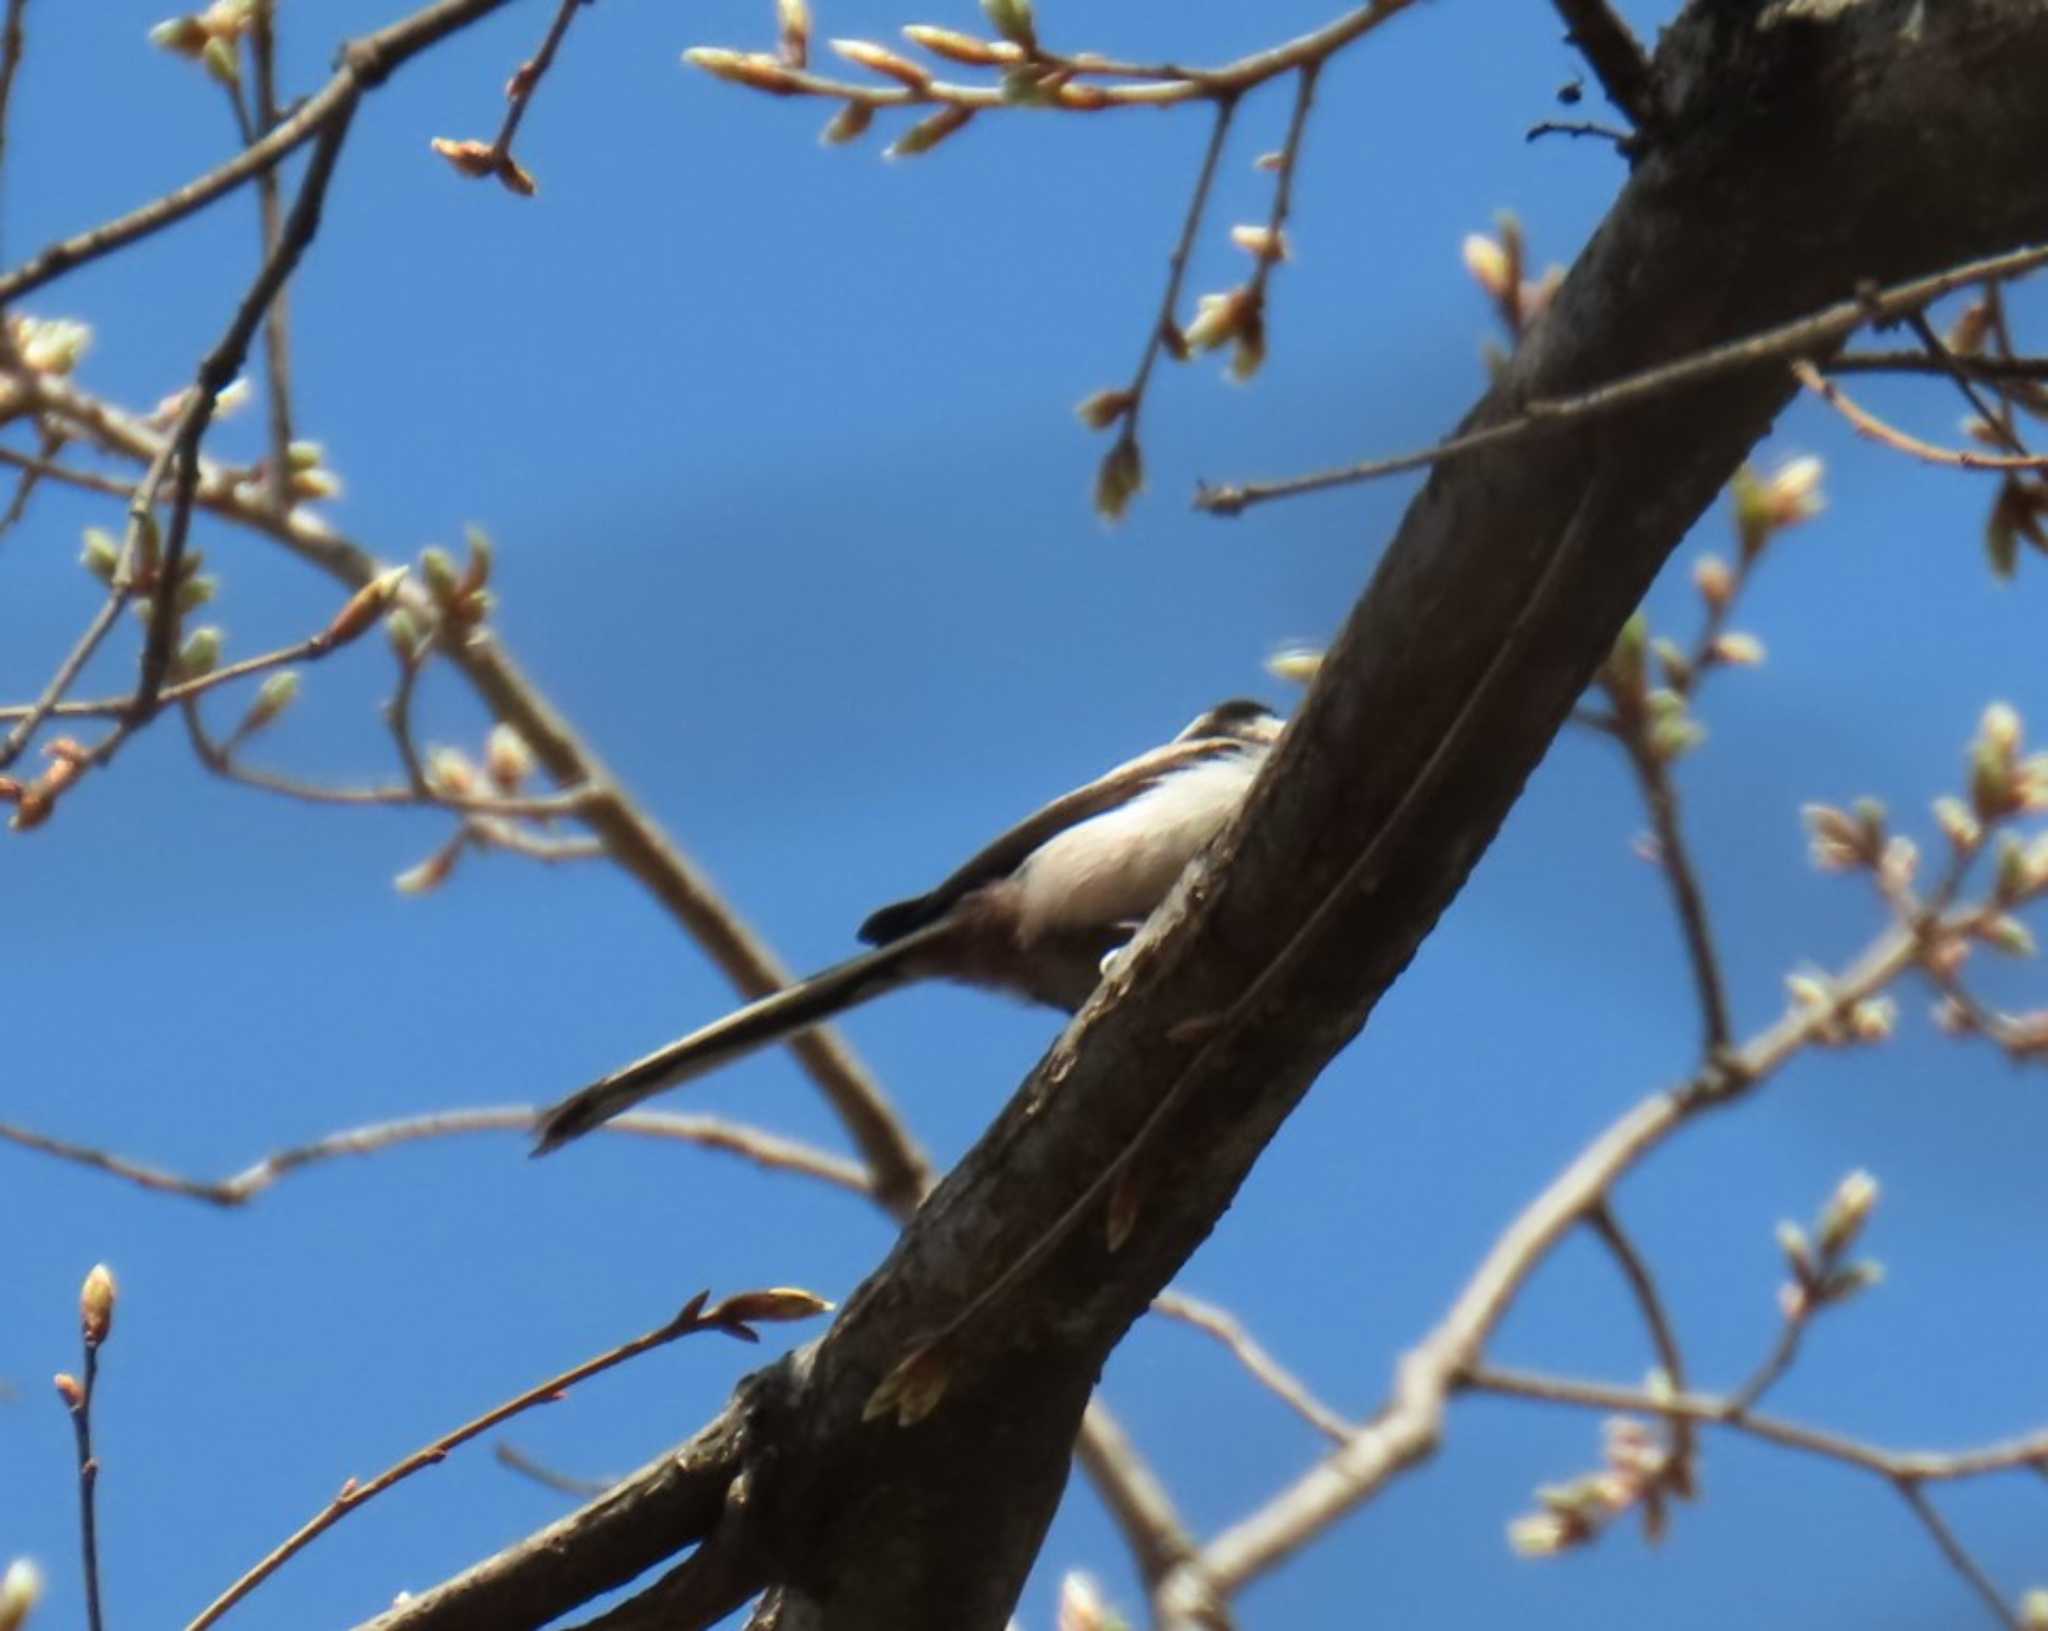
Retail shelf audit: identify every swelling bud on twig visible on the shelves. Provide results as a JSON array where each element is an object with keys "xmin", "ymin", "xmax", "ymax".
[
  {"xmin": 79, "ymin": 528, "xmax": 120, "ymax": 585},
  {"xmin": 885, "ymin": 104, "xmax": 973, "ymax": 158},
  {"xmin": 683, "ymin": 47, "xmax": 804, "ymax": 94},
  {"xmin": 830, "ymin": 38, "xmax": 931, "ymax": 90},
  {"xmin": 80, "ymin": 1263, "xmax": 117, "ymax": 1348},
  {"xmin": 1093, "ymin": 435, "xmax": 1142, "ymax": 522},
  {"xmin": 704, "ymin": 1287, "xmax": 833, "ymax": 1327},
  {"xmin": 1074, "ymin": 387, "xmax": 1134, "ymax": 431},
  {"xmin": 1230, "ymin": 223, "xmax": 1290, "ymax": 262},
  {"xmin": 1817, "ymin": 1169, "xmax": 1879, "ymax": 1257},
  {"xmin": 394, "ymin": 842, "xmax": 461, "ymax": 895},
  {"xmin": 819, "ymin": 101, "xmax": 875, "ymax": 145},
  {"xmin": 173, "ymin": 626, "xmax": 223, "ymax": 681},
  {"xmin": 485, "ymin": 723, "xmax": 536, "ymax": 791},
  {"xmin": 980, "ymin": 0, "xmax": 1036, "ymax": 50},
  {"xmin": 776, "ymin": 0, "xmax": 811, "ymax": 67},
  {"xmin": 900, "ymin": 24, "xmax": 1019, "ymax": 66},
  {"xmin": 235, "ymin": 670, "xmax": 300, "ymax": 739},
  {"xmin": 318, "ymin": 567, "xmax": 407, "ymax": 651}
]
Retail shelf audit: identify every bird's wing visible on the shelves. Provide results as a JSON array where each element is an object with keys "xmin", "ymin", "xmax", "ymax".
[{"xmin": 857, "ymin": 732, "xmax": 1255, "ymax": 946}]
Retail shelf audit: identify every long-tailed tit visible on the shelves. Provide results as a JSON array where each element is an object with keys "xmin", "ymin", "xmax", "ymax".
[{"xmin": 532, "ymin": 699, "xmax": 1281, "ymax": 1154}]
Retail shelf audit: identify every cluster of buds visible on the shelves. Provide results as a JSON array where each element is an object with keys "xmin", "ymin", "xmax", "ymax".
[
  {"xmin": 393, "ymin": 721, "xmax": 539, "ymax": 894},
  {"xmin": 1, "ymin": 738, "xmax": 92, "ymax": 832},
  {"xmin": 416, "ymin": 526, "xmax": 494, "ymax": 632},
  {"xmin": 1598, "ymin": 613, "xmax": 1706, "ymax": 763},
  {"xmin": 1784, "ymin": 968, "xmax": 1897, "ymax": 1047},
  {"xmin": 1462, "ymin": 213, "xmax": 1562, "ymax": 353},
  {"xmin": 7, "ymin": 315, "xmax": 91, "ymax": 375},
  {"xmin": 1509, "ymin": 1413, "xmax": 1683, "ymax": 1557},
  {"xmin": 1728, "ymin": 455, "xmax": 1825, "ymax": 563},
  {"xmin": 85, "ymin": 520, "xmax": 220, "ymax": 633},
  {"xmin": 1801, "ymin": 798, "xmax": 1918, "ymax": 898},
  {"xmin": 1968, "ymin": 701, "xmax": 2048, "ymax": 826},
  {"xmin": 230, "ymin": 438, "xmax": 343, "ymax": 510},
  {"xmin": 148, "ymin": 0, "xmax": 258, "ymax": 88},
  {"xmin": 1775, "ymin": 1169, "xmax": 1884, "ymax": 1321}
]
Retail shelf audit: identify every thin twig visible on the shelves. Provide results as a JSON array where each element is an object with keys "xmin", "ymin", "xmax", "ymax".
[
  {"xmin": 177, "ymin": 698, "xmax": 598, "ymax": 819},
  {"xmin": 1726, "ymin": 1312, "xmax": 1807, "ymax": 1415},
  {"xmin": 249, "ymin": 0, "xmax": 296, "ymax": 515},
  {"xmin": 1617, "ymin": 721, "xmax": 1732, "ymax": 1052},
  {"xmin": 1152, "ymin": 1290, "xmax": 1353, "ymax": 1443},
  {"xmin": 1073, "ymin": 1400, "xmax": 1203, "ymax": 1591},
  {"xmin": 1895, "ymin": 1480, "xmax": 2023, "ymax": 1631},
  {"xmin": 183, "ymin": 1289, "xmax": 823, "ymax": 1631},
  {"xmin": 0, "ymin": 0, "xmax": 30, "ymax": 241},
  {"xmin": 135, "ymin": 101, "xmax": 358, "ymax": 716},
  {"xmin": 1826, "ymin": 348, "xmax": 2048, "ymax": 379},
  {"xmin": 487, "ymin": 0, "xmax": 583, "ymax": 184},
  {"xmin": 1195, "ymin": 238, "xmax": 2048, "ymax": 514},
  {"xmin": 1904, "ymin": 309, "xmax": 2031, "ymax": 458},
  {"xmin": 0, "ymin": 590, "xmax": 125, "ymax": 770},
  {"xmin": 1465, "ymin": 1364, "xmax": 2048, "ymax": 1484},
  {"xmin": 1583, "ymin": 1200, "xmax": 1695, "ymax": 1472},
  {"xmin": 1122, "ymin": 94, "xmax": 1237, "ymax": 437},
  {"xmin": 67, "ymin": 1339, "xmax": 105, "ymax": 1631},
  {"xmin": 1242, "ymin": 62, "xmax": 1318, "ymax": 309},
  {"xmin": 0, "ymin": 1107, "xmax": 873, "ymax": 1205},
  {"xmin": 1794, "ymin": 360, "xmax": 2048, "ymax": 472}
]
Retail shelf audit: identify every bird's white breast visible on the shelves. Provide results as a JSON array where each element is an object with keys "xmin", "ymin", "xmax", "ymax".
[{"xmin": 1011, "ymin": 749, "xmax": 1264, "ymax": 942}]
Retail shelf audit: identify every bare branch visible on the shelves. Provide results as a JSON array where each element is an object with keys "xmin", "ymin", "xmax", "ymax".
[
  {"xmin": 1795, "ymin": 360, "xmax": 2048, "ymax": 471},
  {"xmin": 0, "ymin": 1108, "xmax": 874, "ymax": 1205},
  {"xmin": 1195, "ymin": 238, "xmax": 2048, "ymax": 514},
  {"xmin": 185, "ymin": 1290, "xmax": 819, "ymax": 1631},
  {"xmin": 1152, "ymin": 1290, "xmax": 1353, "ymax": 1443},
  {"xmin": 133, "ymin": 100, "xmax": 357, "ymax": 715}
]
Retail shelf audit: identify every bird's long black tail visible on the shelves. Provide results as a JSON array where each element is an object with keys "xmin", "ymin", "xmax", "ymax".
[{"xmin": 531, "ymin": 923, "xmax": 949, "ymax": 1155}]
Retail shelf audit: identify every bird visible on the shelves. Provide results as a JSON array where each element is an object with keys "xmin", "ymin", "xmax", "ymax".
[{"xmin": 531, "ymin": 698, "xmax": 1282, "ymax": 1155}]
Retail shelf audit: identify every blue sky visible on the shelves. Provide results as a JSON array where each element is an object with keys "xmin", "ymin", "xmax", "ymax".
[{"xmin": 4, "ymin": 2, "xmax": 2046, "ymax": 1628}]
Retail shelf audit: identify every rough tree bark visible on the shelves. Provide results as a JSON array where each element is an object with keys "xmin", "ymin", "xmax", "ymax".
[{"xmin": 359, "ymin": 4, "xmax": 2048, "ymax": 1628}]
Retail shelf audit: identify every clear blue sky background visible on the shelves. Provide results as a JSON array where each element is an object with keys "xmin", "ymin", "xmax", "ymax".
[{"xmin": 5, "ymin": 3, "xmax": 2045, "ymax": 1628}]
